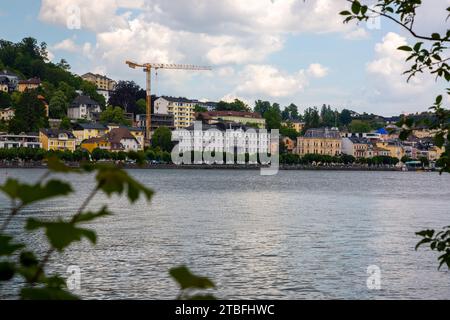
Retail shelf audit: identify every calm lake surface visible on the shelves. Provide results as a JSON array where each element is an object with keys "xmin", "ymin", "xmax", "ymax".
[{"xmin": 1, "ymin": 169, "xmax": 449, "ymax": 300}]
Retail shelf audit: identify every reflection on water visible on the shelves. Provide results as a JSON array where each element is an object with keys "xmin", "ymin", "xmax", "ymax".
[{"xmin": 0, "ymin": 169, "xmax": 449, "ymax": 299}]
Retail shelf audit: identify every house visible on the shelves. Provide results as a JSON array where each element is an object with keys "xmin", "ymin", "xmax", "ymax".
[
  {"xmin": 39, "ymin": 129, "xmax": 76, "ymax": 151},
  {"xmin": 197, "ymin": 111, "xmax": 266, "ymax": 129},
  {"xmin": 80, "ymin": 137, "xmax": 111, "ymax": 153},
  {"xmin": 17, "ymin": 78, "xmax": 41, "ymax": 92},
  {"xmin": 72, "ymin": 123, "xmax": 108, "ymax": 145},
  {"xmin": 282, "ymin": 120, "xmax": 305, "ymax": 133},
  {"xmin": 68, "ymin": 95, "xmax": 101, "ymax": 121},
  {"xmin": 107, "ymin": 125, "xmax": 145, "ymax": 150},
  {"xmin": 0, "ymin": 108, "xmax": 15, "ymax": 121},
  {"xmin": 342, "ymin": 137, "xmax": 370, "ymax": 158},
  {"xmin": 104, "ymin": 127, "xmax": 141, "ymax": 152},
  {"xmin": 0, "ymin": 70, "xmax": 19, "ymax": 92},
  {"xmin": 154, "ymin": 96, "xmax": 197, "ymax": 129},
  {"xmin": 0, "ymin": 133, "xmax": 41, "ymax": 149},
  {"xmin": 376, "ymin": 141, "xmax": 404, "ymax": 159},
  {"xmin": 81, "ymin": 72, "xmax": 116, "ymax": 91},
  {"xmin": 296, "ymin": 128, "xmax": 342, "ymax": 156}
]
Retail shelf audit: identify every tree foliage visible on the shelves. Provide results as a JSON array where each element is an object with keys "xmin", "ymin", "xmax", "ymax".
[
  {"xmin": 100, "ymin": 106, "xmax": 131, "ymax": 126},
  {"xmin": 0, "ymin": 157, "xmax": 215, "ymax": 300},
  {"xmin": 151, "ymin": 126, "xmax": 173, "ymax": 152},
  {"xmin": 8, "ymin": 90, "xmax": 47, "ymax": 133}
]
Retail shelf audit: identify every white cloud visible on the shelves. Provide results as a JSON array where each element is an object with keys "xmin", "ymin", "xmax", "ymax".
[
  {"xmin": 363, "ymin": 32, "xmax": 444, "ymax": 114},
  {"xmin": 39, "ymin": 0, "xmax": 132, "ymax": 32},
  {"xmin": 51, "ymin": 38, "xmax": 95, "ymax": 60},
  {"xmin": 307, "ymin": 63, "xmax": 329, "ymax": 78},
  {"xmin": 52, "ymin": 38, "xmax": 78, "ymax": 52},
  {"xmin": 344, "ymin": 28, "xmax": 369, "ymax": 40},
  {"xmin": 235, "ymin": 64, "xmax": 308, "ymax": 98},
  {"xmin": 366, "ymin": 32, "xmax": 427, "ymax": 95}
]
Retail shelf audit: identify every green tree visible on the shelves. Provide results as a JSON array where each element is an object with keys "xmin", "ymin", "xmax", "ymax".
[
  {"xmin": 216, "ymin": 99, "xmax": 250, "ymax": 112},
  {"xmin": 264, "ymin": 105, "xmax": 282, "ymax": 130},
  {"xmin": 9, "ymin": 90, "xmax": 47, "ymax": 133},
  {"xmin": 303, "ymin": 107, "xmax": 320, "ymax": 129},
  {"xmin": 100, "ymin": 106, "xmax": 131, "ymax": 126},
  {"xmin": 320, "ymin": 104, "xmax": 336, "ymax": 127},
  {"xmin": 339, "ymin": 109, "xmax": 353, "ymax": 126},
  {"xmin": 254, "ymin": 100, "xmax": 272, "ymax": 116},
  {"xmin": 136, "ymin": 98, "xmax": 147, "ymax": 114},
  {"xmin": 48, "ymin": 90, "xmax": 69, "ymax": 119},
  {"xmin": 0, "ymin": 92, "xmax": 12, "ymax": 107},
  {"xmin": 348, "ymin": 120, "xmax": 371, "ymax": 133},
  {"xmin": 108, "ymin": 81, "xmax": 142, "ymax": 114},
  {"xmin": 59, "ymin": 117, "xmax": 71, "ymax": 130},
  {"xmin": 151, "ymin": 127, "xmax": 173, "ymax": 152},
  {"xmin": 194, "ymin": 104, "xmax": 208, "ymax": 113},
  {"xmin": 281, "ymin": 103, "xmax": 300, "ymax": 121},
  {"xmin": 80, "ymin": 81, "xmax": 106, "ymax": 108}
]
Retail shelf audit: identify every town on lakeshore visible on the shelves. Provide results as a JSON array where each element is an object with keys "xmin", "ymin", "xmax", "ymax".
[{"xmin": 0, "ymin": 38, "xmax": 445, "ymax": 170}]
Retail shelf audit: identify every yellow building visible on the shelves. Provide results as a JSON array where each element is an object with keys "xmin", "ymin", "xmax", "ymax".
[
  {"xmin": 412, "ymin": 128, "xmax": 439, "ymax": 139},
  {"xmin": 80, "ymin": 137, "xmax": 111, "ymax": 153},
  {"xmin": 154, "ymin": 97, "xmax": 197, "ymax": 129},
  {"xmin": 73, "ymin": 123, "xmax": 108, "ymax": 146},
  {"xmin": 39, "ymin": 129, "xmax": 76, "ymax": 151},
  {"xmin": 81, "ymin": 73, "xmax": 116, "ymax": 91},
  {"xmin": 282, "ymin": 120, "xmax": 305, "ymax": 133},
  {"xmin": 428, "ymin": 146, "xmax": 445, "ymax": 161},
  {"xmin": 197, "ymin": 111, "xmax": 266, "ymax": 129},
  {"xmin": 17, "ymin": 78, "xmax": 41, "ymax": 92},
  {"xmin": 297, "ymin": 128, "xmax": 342, "ymax": 156},
  {"xmin": 376, "ymin": 141, "xmax": 404, "ymax": 159}
]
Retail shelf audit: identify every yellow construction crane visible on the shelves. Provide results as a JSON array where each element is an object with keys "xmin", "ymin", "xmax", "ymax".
[{"xmin": 125, "ymin": 61, "xmax": 212, "ymax": 143}]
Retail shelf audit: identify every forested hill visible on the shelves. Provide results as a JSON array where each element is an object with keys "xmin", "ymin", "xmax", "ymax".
[{"xmin": 0, "ymin": 37, "xmax": 105, "ymax": 106}]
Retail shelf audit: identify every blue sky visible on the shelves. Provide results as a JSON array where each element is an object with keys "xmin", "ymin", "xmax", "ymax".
[{"xmin": 0, "ymin": 0, "xmax": 448, "ymax": 116}]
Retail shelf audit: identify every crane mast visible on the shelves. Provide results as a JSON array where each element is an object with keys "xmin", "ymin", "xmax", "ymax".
[{"xmin": 126, "ymin": 61, "xmax": 212, "ymax": 144}]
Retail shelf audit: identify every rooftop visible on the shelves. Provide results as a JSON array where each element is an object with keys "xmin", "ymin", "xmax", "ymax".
[
  {"xmin": 81, "ymin": 72, "xmax": 114, "ymax": 82},
  {"xmin": 40, "ymin": 129, "xmax": 76, "ymax": 139},
  {"xmin": 303, "ymin": 128, "xmax": 341, "ymax": 139},
  {"xmin": 104, "ymin": 128, "xmax": 137, "ymax": 144},
  {"xmin": 71, "ymin": 95, "xmax": 100, "ymax": 107},
  {"xmin": 74, "ymin": 123, "xmax": 107, "ymax": 130},
  {"xmin": 159, "ymin": 96, "xmax": 199, "ymax": 104},
  {"xmin": 18, "ymin": 78, "xmax": 41, "ymax": 85},
  {"xmin": 198, "ymin": 111, "xmax": 263, "ymax": 119}
]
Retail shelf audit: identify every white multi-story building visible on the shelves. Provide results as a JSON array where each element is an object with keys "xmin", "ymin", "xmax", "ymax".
[
  {"xmin": 154, "ymin": 96, "xmax": 197, "ymax": 130},
  {"xmin": 173, "ymin": 122, "xmax": 270, "ymax": 155},
  {"xmin": 0, "ymin": 133, "xmax": 42, "ymax": 149}
]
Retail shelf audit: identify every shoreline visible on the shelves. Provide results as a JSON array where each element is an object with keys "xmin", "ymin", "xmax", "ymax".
[{"xmin": 0, "ymin": 162, "xmax": 407, "ymax": 171}]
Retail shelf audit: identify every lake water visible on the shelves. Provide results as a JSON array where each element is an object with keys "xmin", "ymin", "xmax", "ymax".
[{"xmin": 1, "ymin": 169, "xmax": 450, "ymax": 300}]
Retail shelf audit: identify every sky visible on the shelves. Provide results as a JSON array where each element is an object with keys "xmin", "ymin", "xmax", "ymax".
[{"xmin": 0, "ymin": 0, "xmax": 448, "ymax": 116}]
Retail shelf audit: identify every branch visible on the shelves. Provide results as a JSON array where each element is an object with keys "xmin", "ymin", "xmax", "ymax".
[
  {"xmin": 30, "ymin": 186, "xmax": 100, "ymax": 284},
  {"xmin": 346, "ymin": 0, "xmax": 450, "ymax": 42},
  {"xmin": 0, "ymin": 171, "xmax": 51, "ymax": 233}
]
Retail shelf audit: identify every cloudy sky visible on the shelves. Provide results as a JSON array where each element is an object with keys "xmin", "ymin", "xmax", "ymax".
[{"xmin": 0, "ymin": 0, "xmax": 448, "ymax": 115}]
